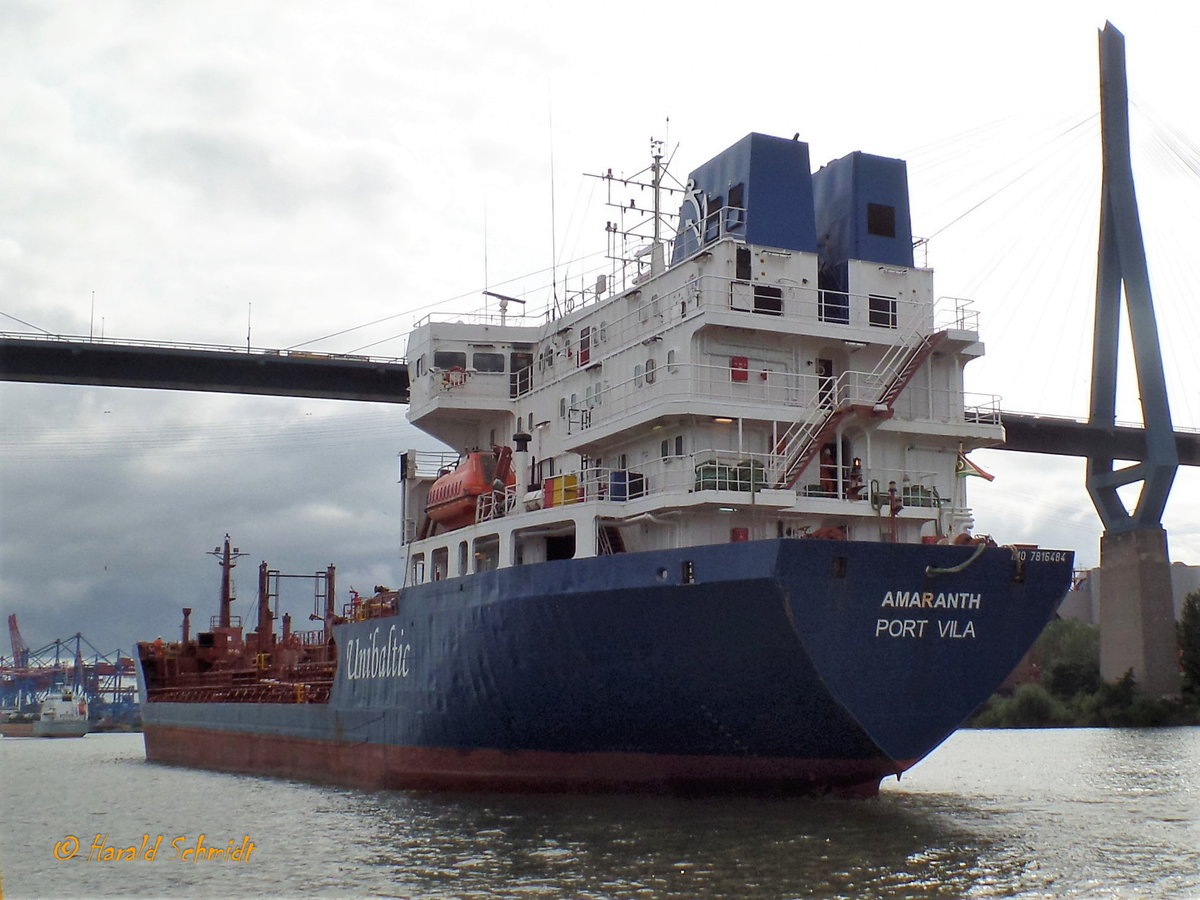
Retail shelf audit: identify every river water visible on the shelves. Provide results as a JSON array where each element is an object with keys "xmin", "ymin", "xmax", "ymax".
[{"xmin": 1, "ymin": 728, "xmax": 1196, "ymax": 899}]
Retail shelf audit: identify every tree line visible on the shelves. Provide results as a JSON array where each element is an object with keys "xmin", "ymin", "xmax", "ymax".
[{"xmin": 969, "ymin": 589, "xmax": 1200, "ymax": 728}]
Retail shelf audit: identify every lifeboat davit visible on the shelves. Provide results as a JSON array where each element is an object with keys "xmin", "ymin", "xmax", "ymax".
[{"xmin": 424, "ymin": 446, "xmax": 515, "ymax": 531}]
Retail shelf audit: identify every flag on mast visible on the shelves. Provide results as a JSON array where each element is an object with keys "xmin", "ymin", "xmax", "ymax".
[{"xmin": 956, "ymin": 451, "xmax": 995, "ymax": 481}]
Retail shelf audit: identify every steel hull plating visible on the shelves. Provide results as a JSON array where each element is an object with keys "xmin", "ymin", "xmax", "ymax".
[{"xmin": 139, "ymin": 538, "xmax": 1072, "ymax": 794}]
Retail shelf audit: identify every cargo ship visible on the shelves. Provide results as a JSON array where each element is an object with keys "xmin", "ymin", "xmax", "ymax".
[{"xmin": 137, "ymin": 133, "xmax": 1074, "ymax": 796}]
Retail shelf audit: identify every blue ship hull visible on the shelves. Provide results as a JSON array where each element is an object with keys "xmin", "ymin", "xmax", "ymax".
[{"xmin": 140, "ymin": 538, "xmax": 1072, "ymax": 794}]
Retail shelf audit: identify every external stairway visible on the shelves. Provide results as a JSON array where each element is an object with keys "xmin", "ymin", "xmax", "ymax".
[{"xmin": 772, "ymin": 330, "xmax": 949, "ymax": 490}]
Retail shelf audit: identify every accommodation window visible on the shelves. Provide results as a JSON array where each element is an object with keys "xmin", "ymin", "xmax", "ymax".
[
  {"xmin": 753, "ymin": 285, "xmax": 783, "ymax": 316},
  {"xmin": 645, "ymin": 358, "xmax": 656, "ymax": 384},
  {"xmin": 667, "ymin": 349, "xmax": 678, "ymax": 373},
  {"xmin": 416, "ymin": 355, "xmax": 426, "ymax": 377},
  {"xmin": 869, "ymin": 294, "xmax": 898, "ymax": 329},
  {"xmin": 578, "ymin": 327, "xmax": 591, "ymax": 366},
  {"xmin": 635, "ymin": 364, "xmax": 644, "ymax": 387}
]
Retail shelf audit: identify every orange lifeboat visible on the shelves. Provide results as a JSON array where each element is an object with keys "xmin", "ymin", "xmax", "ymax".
[{"xmin": 424, "ymin": 446, "xmax": 515, "ymax": 531}]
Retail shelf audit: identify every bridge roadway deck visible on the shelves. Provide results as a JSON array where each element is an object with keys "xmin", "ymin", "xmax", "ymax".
[
  {"xmin": 0, "ymin": 335, "xmax": 410, "ymax": 404},
  {"xmin": 1, "ymin": 335, "xmax": 1197, "ymax": 465}
]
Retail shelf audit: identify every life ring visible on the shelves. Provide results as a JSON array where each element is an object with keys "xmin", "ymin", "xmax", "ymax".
[{"xmin": 442, "ymin": 366, "xmax": 468, "ymax": 388}]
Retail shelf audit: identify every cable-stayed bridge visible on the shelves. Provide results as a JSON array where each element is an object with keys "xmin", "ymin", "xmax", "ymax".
[{"xmin": 1, "ymin": 331, "xmax": 1197, "ymax": 467}]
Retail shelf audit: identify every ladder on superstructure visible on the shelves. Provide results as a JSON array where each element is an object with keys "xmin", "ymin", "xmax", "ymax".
[{"xmin": 772, "ymin": 330, "xmax": 948, "ymax": 490}]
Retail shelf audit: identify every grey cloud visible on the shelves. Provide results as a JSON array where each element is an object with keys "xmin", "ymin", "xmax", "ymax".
[{"xmin": 129, "ymin": 125, "xmax": 400, "ymax": 219}]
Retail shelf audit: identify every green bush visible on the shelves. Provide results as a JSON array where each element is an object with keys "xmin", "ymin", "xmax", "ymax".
[
  {"xmin": 966, "ymin": 614, "xmax": 1200, "ymax": 728},
  {"xmin": 1180, "ymin": 590, "xmax": 1200, "ymax": 701}
]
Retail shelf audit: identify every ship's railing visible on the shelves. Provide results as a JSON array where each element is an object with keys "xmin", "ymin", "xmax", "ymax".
[
  {"xmin": 670, "ymin": 203, "xmax": 747, "ymax": 263},
  {"xmin": 291, "ymin": 629, "xmax": 327, "ymax": 648},
  {"xmin": 148, "ymin": 678, "xmax": 333, "ymax": 704},
  {"xmin": 408, "ymin": 449, "xmax": 462, "ymax": 479},
  {"xmin": 883, "ymin": 389, "xmax": 1001, "ymax": 427},
  {"xmin": 523, "ymin": 449, "xmax": 777, "ymax": 511},
  {"xmin": 413, "ymin": 252, "xmax": 978, "ymax": 406},
  {"xmin": 491, "ymin": 451, "xmax": 950, "ymax": 516},
  {"xmin": 0, "ymin": 330, "xmax": 406, "ymax": 365},
  {"xmin": 689, "ymin": 273, "xmax": 936, "ymax": 336},
  {"xmin": 344, "ymin": 594, "xmax": 398, "ymax": 621},
  {"xmin": 570, "ymin": 273, "xmax": 937, "ymax": 374},
  {"xmin": 934, "ymin": 296, "xmax": 980, "ymax": 333},
  {"xmin": 416, "ymin": 265, "xmax": 975, "ymax": 407},
  {"xmin": 412, "ymin": 309, "xmax": 544, "ymax": 329},
  {"xmin": 563, "ymin": 361, "xmax": 998, "ymax": 437}
]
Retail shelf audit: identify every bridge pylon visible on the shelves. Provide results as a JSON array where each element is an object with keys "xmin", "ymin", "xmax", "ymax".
[{"xmin": 1088, "ymin": 23, "xmax": 1180, "ymax": 697}]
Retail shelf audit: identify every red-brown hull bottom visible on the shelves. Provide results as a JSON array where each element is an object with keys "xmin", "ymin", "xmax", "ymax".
[{"xmin": 143, "ymin": 724, "xmax": 913, "ymax": 798}]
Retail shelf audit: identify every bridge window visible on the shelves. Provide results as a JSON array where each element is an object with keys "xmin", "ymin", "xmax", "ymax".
[
  {"xmin": 473, "ymin": 352, "xmax": 504, "ymax": 372},
  {"xmin": 434, "ymin": 350, "xmax": 466, "ymax": 369}
]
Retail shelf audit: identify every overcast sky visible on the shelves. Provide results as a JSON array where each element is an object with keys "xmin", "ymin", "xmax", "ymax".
[{"xmin": 2, "ymin": 1, "xmax": 1198, "ymax": 657}]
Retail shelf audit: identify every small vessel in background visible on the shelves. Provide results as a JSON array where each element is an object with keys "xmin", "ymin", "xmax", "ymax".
[{"xmin": 1, "ymin": 688, "xmax": 89, "ymax": 738}]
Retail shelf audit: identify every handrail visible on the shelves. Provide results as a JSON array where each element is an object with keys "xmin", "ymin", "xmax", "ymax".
[{"xmin": 0, "ymin": 331, "xmax": 406, "ymax": 366}]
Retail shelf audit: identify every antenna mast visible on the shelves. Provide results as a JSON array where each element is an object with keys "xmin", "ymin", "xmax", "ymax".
[{"xmin": 208, "ymin": 534, "xmax": 249, "ymax": 629}]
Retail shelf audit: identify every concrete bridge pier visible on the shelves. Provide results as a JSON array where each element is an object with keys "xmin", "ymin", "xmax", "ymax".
[{"xmin": 1098, "ymin": 527, "xmax": 1180, "ymax": 697}]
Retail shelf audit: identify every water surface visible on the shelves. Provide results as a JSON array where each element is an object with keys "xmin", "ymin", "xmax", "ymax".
[{"xmin": 1, "ymin": 728, "xmax": 1196, "ymax": 898}]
